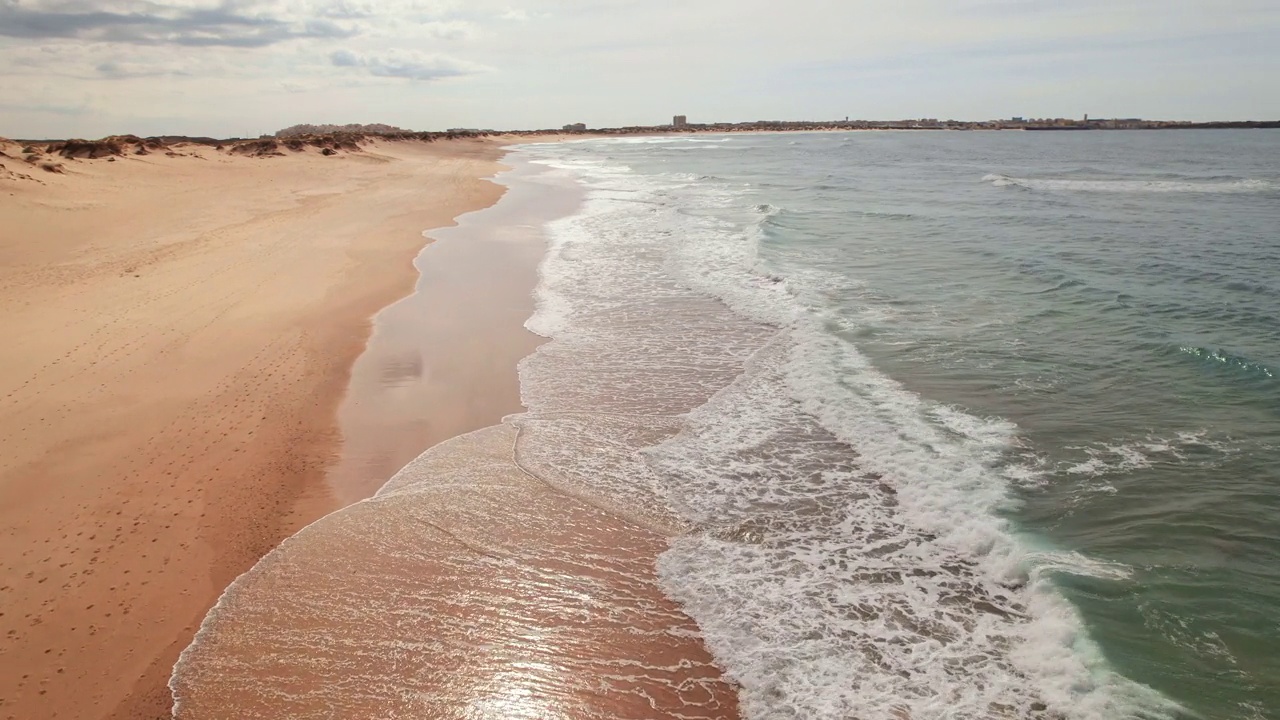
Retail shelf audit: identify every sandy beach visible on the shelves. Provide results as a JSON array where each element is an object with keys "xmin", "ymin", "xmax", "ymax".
[
  {"xmin": 1, "ymin": 134, "xmax": 740, "ymax": 720},
  {"xmin": 166, "ymin": 157, "xmax": 740, "ymax": 719},
  {"xmin": 0, "ymin": 137, "xmax": 507, "ymax": 719}
]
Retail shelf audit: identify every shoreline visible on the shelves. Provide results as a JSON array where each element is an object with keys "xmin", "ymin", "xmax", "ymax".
[
  {"xmin": 167, "ymin": 150, "xmax": 742, "ymax": 719},
  {"xmin": 322, "ymin": 149, "xmax": 571, "ymax": 505},
  {"xmin": 0, "ymin": 137, "xmax": 510, "ymax": 719}
]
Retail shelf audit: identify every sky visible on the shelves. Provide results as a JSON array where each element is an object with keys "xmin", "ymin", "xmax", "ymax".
[{"xmin": 1, "ymin": 0, "xmax": 1278, "ymax": 138}]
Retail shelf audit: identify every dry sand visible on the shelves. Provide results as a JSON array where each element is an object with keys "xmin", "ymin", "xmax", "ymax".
[{"xmin": 0, "ymin": 137, "xmax": 507, "ymax": 720}]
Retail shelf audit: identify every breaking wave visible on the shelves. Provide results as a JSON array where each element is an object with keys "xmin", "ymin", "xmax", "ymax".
[{"xmin": 983, "ymin": 173, "xmax": 1274, "ymax": 193}]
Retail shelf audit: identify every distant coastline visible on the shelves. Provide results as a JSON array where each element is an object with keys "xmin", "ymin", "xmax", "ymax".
[
  {"xmin": 7, "ymin": 117, "xmax": 1279, "ymax": 150},
  {"xmin": 541, "ymin": 117, "xmax": 1280, "ymax": 135}
]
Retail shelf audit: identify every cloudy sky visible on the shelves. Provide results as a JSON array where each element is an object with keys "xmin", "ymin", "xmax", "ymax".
[{"xmin": 1, "ymin": 0, "xmax": 1278, "ymax": 138}]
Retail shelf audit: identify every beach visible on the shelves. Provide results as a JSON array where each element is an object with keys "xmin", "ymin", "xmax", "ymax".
[
  {"xmin": 0, "ymin": 137, "xmax": 509, "ymax": 719},
  {"xmin": 8, "ymin": 129, "xmax": 1270, "ymax": 719},
  {"xmin": 166, "ymin": 152, "xmax": 741, "ymax": 719},
  {"xmin": 1, "ymin": 134, "xmax": 743, "ymax": 720}
]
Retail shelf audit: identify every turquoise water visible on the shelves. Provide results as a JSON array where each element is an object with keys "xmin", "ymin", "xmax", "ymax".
[{"xmin": 520, "ymin": 131, "xmax": 1280, "ymax": 719}]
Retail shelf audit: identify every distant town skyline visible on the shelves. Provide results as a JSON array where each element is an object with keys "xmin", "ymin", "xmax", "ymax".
[{"xmin": 2, "ymin": 0, "xmax": 1279, "ymax": 139}]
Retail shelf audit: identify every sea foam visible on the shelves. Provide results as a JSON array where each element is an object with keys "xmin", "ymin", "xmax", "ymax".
[{"xmin": 983, "ymin": 173, "xmax": 1274, "ymax": 193}]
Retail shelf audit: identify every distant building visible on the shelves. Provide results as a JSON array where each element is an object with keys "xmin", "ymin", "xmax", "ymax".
[
  {"xmin": 672, "ymin": 115, "xmax": 688, "ymax": 128},
  {"xmin": 562, "ymin": 123, "xmax": 587, "ymax": 132}
]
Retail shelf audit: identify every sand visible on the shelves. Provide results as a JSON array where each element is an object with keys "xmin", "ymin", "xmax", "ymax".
[
  {"xmin": 321, "ymin": 159, "xmax": 577, "ymax": 504},
  {"xmin": 170, "ymin": 424, "xmax": 740, "ymax": 719},
  {"xmin": 0, "ymin": 138, "xmax": 507, "ymax": 720},
  {"xmin": 1, "ymin": 134, "xmax": 740, "ymax": 720},
  {"xmin": 168, "ymin": 159, "xmax": 740, "ymax": 719}
]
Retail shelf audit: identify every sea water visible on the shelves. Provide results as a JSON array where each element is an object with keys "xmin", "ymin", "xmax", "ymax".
[{"xmin": 514, "ymin": 130, "xmax": 1280, "ymax": 719}]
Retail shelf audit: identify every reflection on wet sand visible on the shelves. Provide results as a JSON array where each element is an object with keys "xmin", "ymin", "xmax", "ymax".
[
  {"xmin": 324, "ymin": 161, "xmax": 566, "ymax": 505},
  {"xmin": 171, "ymin": 425, "xmax": 738, "ymax": 719}
]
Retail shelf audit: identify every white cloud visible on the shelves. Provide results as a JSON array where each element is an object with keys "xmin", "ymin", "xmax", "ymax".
[
  {"xmin": 311, "ymin": 0, "xmax": 462, "ymax": 19},
  {"xmin": 0, "ymin": 40, "xmax": 236, "ymax": 80},
  {"xmin": 422, "ymin": 20, "xmax": 475, "ymax": 40}
]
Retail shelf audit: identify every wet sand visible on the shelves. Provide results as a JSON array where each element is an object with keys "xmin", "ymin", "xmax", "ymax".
[
  {"xmin": 0, "ymin": 138, "xmax": 507, "ymax": 720},
  {"xmin": 171, "ymin": 424, "xmax": 740, "ymax": 720},
  {"xmin": 325, "ymin": 159, "xmax": 578, "ymax": 504}
]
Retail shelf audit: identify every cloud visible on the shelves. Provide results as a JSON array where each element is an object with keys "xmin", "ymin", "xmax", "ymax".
[
  {"xmin": 422, "ymin": 20, "xmax": 474, "ymax": 40},
  {"xmin": 329, "ymin": 48, "xmax": 360, "ymax": 66},
  {"xmin": 0, "ymin": 98, "xmax": 92, "ymax": 116},
  {"xmin": 277, "ymin": 79, "xmax": 312, "ymax": 92},
  {"xmin": 328, "ymin": 48, "xmax": 482, "ymax": 80},
  {"xmin": 0, "ymin": 0, "xmax": 357, "ymax": 47},
  {"xmin": 318, "ymin": 0, "xmax": 461, "ymax": 20},
  {"xmin": 3, "ymin": 0, "xmax": 1278, "ymax": 139},
  {"xmin": 94, "ymin": 57, "xmax": 193, "ymax": 78},
  {"xmin": 95, "ymin": 59, "xmax": 141, "ymax": 77},
  {"xmin": 0, "ymin": 40, "xmax": 236, "ymax": 81}
]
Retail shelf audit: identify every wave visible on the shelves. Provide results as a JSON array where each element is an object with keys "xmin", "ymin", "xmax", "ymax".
[
  {"xmin": 603, "ymin": 136, "xmax": 736, "ymax": 145},
  {"xmin": 858, "ymin": 210, "xmax": 917, "ymax": 221},
  {"xmin": 1030, "ymin": 278, "xmax": 1086, "ymax": 294},
  {"xmin": 1176, "ymin": 346, "xmax": 1276, "ymax": 380},
  {"xmin": 522, "ymin": 144, "xmax": 1182, "ymax": 719},
  {"xmin": 983, "ymin": 173, "xmax": 1275, "ymax": 194},
  {"xmin": 1048, "ymin": 432, "xmax": 1239, "ymax": 497},
  {"xmin": 1061, "ymin": 439, "xmax": 1178, "ymax": 478}
]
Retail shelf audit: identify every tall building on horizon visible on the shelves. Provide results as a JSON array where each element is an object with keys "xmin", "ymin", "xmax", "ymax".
[{"xmin": 673, "ymin": 115, "xmax": 688, "ymax": 128}]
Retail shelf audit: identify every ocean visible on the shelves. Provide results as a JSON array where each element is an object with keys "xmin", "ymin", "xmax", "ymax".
[
  {"xmin": 515, "ymin": 130, "xmax": 1280, "ymax": 720},
  {"xmin": 171, "ymin": 130, "xmax": 1280, "ymax": 720}
]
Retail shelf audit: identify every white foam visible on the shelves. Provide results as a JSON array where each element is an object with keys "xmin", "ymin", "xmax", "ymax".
[
  {"xmin": 1060, "ymin": 431, "xmax": 1234, "ymax": 478},
  {"xmin": 599, "ymin": 136, "xmax": 737, "ymax": 145},
  {"xmin": 983, "ymin": 173, "xmax": 1274, "ymax": 194}
]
